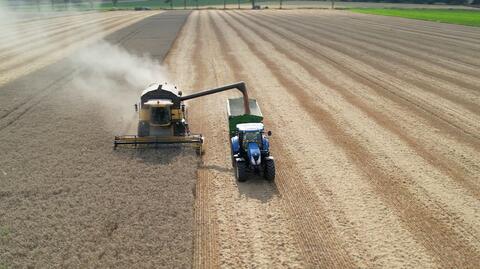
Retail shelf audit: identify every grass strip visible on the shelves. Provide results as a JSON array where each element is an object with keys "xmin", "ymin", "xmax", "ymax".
[{"xmin": 349, "ymin": 8, "xmax": 480, "ymax": 27}]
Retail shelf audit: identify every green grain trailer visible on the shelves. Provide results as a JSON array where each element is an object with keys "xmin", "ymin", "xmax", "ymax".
[{"xmin": 227, "ymin": 97, "xmax": 263, "ymax": 138}]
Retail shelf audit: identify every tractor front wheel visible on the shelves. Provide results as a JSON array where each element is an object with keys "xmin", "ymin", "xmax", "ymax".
[
  {"xmin": 236, "ymin": 161, "xmax": 247, "ymax": 182},
  {"xmin": 264, "ymin": 159, "xmax": 275, "ymax": 181}
]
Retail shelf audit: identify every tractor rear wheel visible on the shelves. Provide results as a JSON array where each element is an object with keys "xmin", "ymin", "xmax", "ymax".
[
  {"xmin": 264, "ymin": 159, "xmax": 275, "ymax": 181},
  {"xmin": 231, "ymin": 154, "xmax": 235, "ymax": 168},
  {"xmin": 236, "ymin": 161, "xmax": 247, "ymax": 182}
]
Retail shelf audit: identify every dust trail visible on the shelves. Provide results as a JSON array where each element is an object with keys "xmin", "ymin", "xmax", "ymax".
[
  {"xmin": 0, "ymin": 2, "xmax": 167, "ymax": 133},
  {"xmin": 69, "ymin": 40, "xmax": 170, "ymax": 133}
]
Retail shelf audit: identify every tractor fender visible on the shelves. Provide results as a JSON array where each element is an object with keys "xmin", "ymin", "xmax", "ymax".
[
  {"xmin": 231, "ymin": 136, "xmax": 240, "ymax": 155},
  {"xmin": 262, "ymin": 135, "xmax": 270, "ymax": 151},
  {"xmin": 235, "ymin": 157, "xmax": 245, "ymax": 163}
]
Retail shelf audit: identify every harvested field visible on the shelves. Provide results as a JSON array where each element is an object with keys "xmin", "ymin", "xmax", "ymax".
[
  {"xmin": 1, "ymin": 8, "xmax": 480, "ymax": 269},
  {"xmin": 165, "ymin": 10, "xmax": 480, "ymax": 268},
  {"xmin": 0, "ymin": 11, "xmax": 197, "ymax": 268}
]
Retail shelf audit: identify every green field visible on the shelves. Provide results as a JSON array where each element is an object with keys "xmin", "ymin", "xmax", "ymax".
[{"xmin": 350, "ymin": 8, "xmax": 480, "ymax": 27}]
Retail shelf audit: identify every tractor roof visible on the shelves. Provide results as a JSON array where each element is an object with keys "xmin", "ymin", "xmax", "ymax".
[
  {"xmin": 237, "ymin": 123, "xmax": 264, "ymax": 132},
  {"xmin": 144, "ymin": 99, "xmax": 173, "ymax": 106}
]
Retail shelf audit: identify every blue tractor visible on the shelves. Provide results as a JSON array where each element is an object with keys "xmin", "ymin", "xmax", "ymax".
[{"xmin": 228, "ymin": 98, "xmax": 275, "ymax": 182}]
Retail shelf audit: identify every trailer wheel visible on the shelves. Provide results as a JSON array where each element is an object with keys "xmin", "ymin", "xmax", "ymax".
[
  {"xmin": 264, "ymin": 159, "xmax": 275, "ymax": 181},
  {"xmin": 236, "ymin": 161, "xmax": 247, "ymax": 182}
]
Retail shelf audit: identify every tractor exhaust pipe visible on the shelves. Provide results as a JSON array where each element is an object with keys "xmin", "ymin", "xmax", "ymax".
[{"xmin": 180, "ymin": 81, "xmax": 251, "ymax": 115}]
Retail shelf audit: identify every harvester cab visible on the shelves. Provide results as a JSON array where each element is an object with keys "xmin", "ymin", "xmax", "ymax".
[
  {"xmin": 136, "ymin": 83, "xmax": 188, "ymax": 137},
  {"xmin": 114, "ymin": 81, "xmax": 252, "ymax": 155}
]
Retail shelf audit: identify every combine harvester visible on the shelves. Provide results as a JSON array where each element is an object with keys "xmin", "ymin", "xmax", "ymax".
[{"xmin": 114, "ymin": 81, "xmax": 275, "ymax": 181}]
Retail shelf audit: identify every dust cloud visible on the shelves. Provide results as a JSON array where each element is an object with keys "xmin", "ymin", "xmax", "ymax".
[
  {"xmin": 1, "ymin": 2, "xmax": 168, "ymax": 134},
  {"xmin": 71, "ymin": 41, "xmax": 168, "ymax": 93},
  {"xmin": 69, "ymin": 41, "xmax": 169, "ymax": 133}
]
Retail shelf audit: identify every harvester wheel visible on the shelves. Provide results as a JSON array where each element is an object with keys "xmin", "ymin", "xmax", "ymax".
[
  {"xmin": 196, "ymin": 145, "xmax": 204, "ymax": 155},
  {"xmin": 138, "ymin": 121, "xmax": 150, "ymax": 137},
  {"xmin": 264, "ymin": 159, "xmax": 275, "ymax": 181},
  {"xmin": 236, "ymin": 161, "xmax": 247, "ymax": 182}
]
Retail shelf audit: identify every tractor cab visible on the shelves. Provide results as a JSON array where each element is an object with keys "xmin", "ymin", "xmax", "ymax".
[
  {"xmin": 231, "ymin": 123, "xmax": 272, "ymax": 175},
  {"xmin": 236, "ymin": 123, "xmax": 268, "ymax": 167},
  {"xmin": 237, "ymin": 123, "xmax": 264, "ymax": 150}
]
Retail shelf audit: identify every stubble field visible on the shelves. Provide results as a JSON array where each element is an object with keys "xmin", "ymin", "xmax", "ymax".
[
  {"xmin": 168, "ymin": 10, "xmax": 480, "ymax": 268},
  {"xmin": 0, "ymin": 10, "xmax": 198, "ymax": 268}
]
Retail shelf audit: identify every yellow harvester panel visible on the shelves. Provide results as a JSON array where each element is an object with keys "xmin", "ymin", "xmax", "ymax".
[
  {"xmin": 171, "ymin": 109, "xmax": 182, "ymax": 120},
  {"xmin": 139, "ymin": 108, "xmax": 150, "ymax": 121}
]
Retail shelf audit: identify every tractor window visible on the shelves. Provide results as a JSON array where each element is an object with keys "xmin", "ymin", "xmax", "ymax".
[
  {"xmin": 242, "ymin": 131, "xmax": 262, "ymax": 148},
  {"xmin": 151, "ymin": 107, "xmax": 171, "ymax": 125}
]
